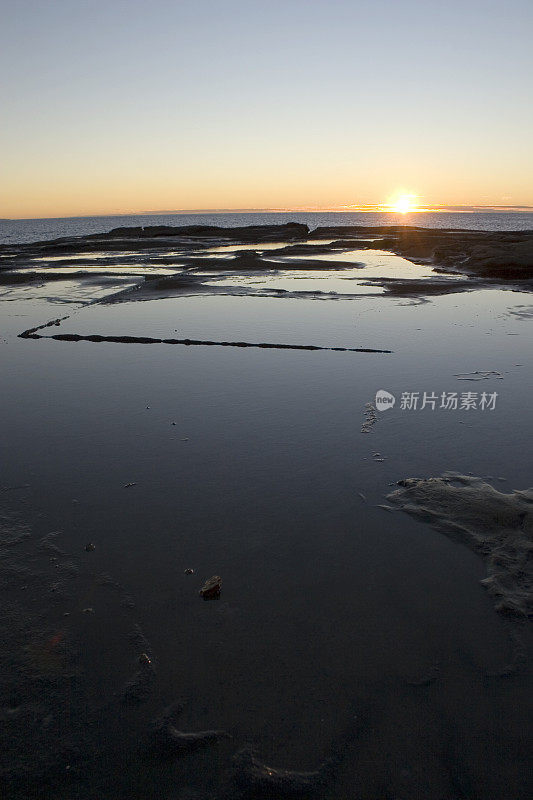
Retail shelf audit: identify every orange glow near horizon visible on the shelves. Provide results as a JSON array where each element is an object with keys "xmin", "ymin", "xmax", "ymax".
[
  {"xmin": 1, "ymin": 152, "xmax": 531, "ymax": 220},
  {"xmin": 0, "ymin": 188, "xmax": 530, "ymax": 221}
]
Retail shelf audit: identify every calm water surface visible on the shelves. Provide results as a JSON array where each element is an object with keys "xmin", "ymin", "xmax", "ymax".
[
  {"xmin": 0, "ymin": 236, "xmax": 531, "ymax": 798},
  {"xmin": 2, "ymin": 210, "xmax": 533, "ymax": 244}
]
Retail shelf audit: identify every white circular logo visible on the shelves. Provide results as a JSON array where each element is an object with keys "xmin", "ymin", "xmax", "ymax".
[{"xmin": 375, "ymin": 389, "xmax": 396, "ymax": 411}]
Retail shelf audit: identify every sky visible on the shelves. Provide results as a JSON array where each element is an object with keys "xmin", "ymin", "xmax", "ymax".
[{"xmin": 1, "ymin": 0, "xmax": 532, "ymax": 218}]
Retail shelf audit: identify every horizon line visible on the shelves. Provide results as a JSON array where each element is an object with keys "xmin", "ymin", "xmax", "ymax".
[{"xmin": 2, "ymin": 204, "xmax": 533, "ymax": 222}]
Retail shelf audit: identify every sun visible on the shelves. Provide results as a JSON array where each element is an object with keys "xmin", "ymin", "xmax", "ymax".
[{"xmin": 388, "ymin": 193, "xmax": 418, "ymax": 214}]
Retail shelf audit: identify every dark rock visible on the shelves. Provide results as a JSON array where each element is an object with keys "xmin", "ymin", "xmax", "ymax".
[
  {"xmin": 101, "ymin": 222, "xmax": 309, "ymax": 242},
  {"xmin": 199, "ymin": 576, "xmax": 222, "ymax": 598}
]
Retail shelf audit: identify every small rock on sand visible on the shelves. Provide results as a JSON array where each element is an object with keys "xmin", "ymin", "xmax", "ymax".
[{"xmin": 199, "ymin": 576, "xmax": 222, "ymax": 598}]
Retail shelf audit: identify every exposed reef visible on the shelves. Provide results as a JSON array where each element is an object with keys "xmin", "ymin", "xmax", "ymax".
[
  {"xmin": 4, "ymin": 223, "xmax": 533, "ymax": 355},
  {"xmin": 90, "ymin": 221, "xmax": 309, "ymax": 242},
  {"xmin": 308, "ymin": 225, "xmax": 533, "ymax": 282},
  {"xmin": 0, "ymin": 222, "xmax": 309, "ymax": 260},
  {"xmin": 2, "ymin": 224, "xmax": 532, "ymax": 291},
  {"xmin": 184, "ymin": 250, "xmax": 365, "ymax": 271},
  {"xmin": 358, "ymin": 276, "xmax": 475, "ymax": 296}
]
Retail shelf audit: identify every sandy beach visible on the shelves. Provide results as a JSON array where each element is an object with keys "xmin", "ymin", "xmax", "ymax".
[{"xmin": 0, "ymin": 221, "xmax": 531, "ymax": 798}]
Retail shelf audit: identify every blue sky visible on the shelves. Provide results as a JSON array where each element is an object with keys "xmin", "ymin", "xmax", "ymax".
[{"xmin": 1, "ymin": 0, "xmax": 532, "ymax": 216}]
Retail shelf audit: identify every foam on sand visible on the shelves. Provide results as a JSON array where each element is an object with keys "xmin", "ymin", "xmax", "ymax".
[{"xmin": 387, "ymin": 473, "xmax": 533, "ymax": 618}]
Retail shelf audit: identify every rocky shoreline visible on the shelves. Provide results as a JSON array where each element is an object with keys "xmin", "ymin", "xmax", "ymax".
[{"xmin": 1, "ymin": 224, "xmax": 532, "ymax": 299}]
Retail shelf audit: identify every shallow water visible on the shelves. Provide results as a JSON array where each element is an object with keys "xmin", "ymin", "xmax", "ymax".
[
  {"xmin": 208, "ymin": 268, "xmax": 378, "ymax": 294},
  {"xmin": 184, "ymin": 248, "xmax": 449, "ymax": 296},
  {"xmin": 283, "ymin": 247, "xmax": 425, "ymax": 269},
  {"xmin": 10, "ymin": 266, "xmax": 180, "ymax": 277},
  {"xmin": 0, "ymin": 250, "xmax": 532, "ymax": 798},
  {"xmin": 202, "ymin": 241, "xmax": 308, "ymax": 253}
]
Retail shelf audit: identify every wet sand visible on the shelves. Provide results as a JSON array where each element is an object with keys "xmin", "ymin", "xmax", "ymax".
[{"xmin": 1, "ymin": 224, "xmax": 532, "ymax": 798}]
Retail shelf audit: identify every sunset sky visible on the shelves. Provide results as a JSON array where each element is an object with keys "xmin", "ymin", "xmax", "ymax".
[{"xmin": 1, "ymin": 0, "xmax": 532, "ymax": 219}]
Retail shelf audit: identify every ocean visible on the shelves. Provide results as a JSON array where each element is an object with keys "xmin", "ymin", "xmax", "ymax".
[{"xmin": 1, "ymin": 210, "xmax": 532, "ymax": 245}]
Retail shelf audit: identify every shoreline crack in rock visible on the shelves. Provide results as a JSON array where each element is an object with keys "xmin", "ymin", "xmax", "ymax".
[{"xmin": 18, "ymin": 328, "xmax": 393, "ymax": 354}]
